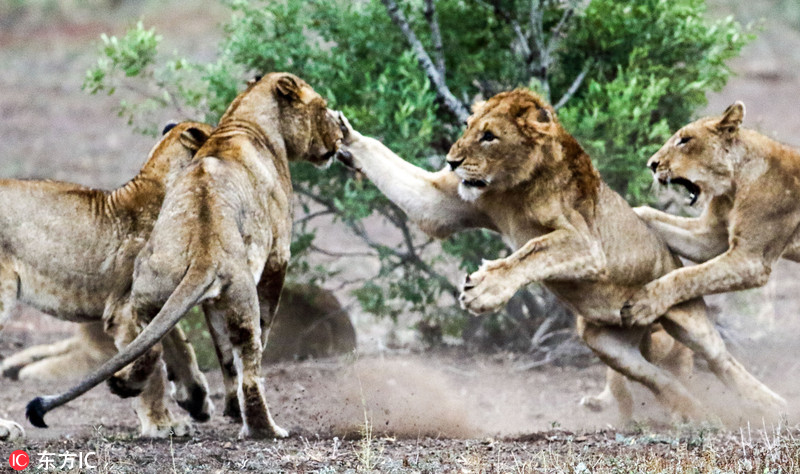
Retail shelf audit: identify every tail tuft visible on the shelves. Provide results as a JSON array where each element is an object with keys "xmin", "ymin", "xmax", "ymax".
[{"xmin": 26, "ymin": 397, "xmax": 48, "ymax": 428}]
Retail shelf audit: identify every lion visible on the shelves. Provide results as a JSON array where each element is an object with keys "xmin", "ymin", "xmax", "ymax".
[
  {"xmin": 0, "ymin": 121, "xmax": 215, "ymax": 441},
  {"xmin": 2, "ymin": 284, "xmax": 356, "ymax": 380},
  {"xmin": 621, "ymin": 101, "xmax": 800, "ymax": 329},
  {"xmin": 334, "ymin": 89, "xmax": 785, "ymax": 422},
  {"xmin": 26, "ymin": 72, "xmax": 342, "ymax": 439}
]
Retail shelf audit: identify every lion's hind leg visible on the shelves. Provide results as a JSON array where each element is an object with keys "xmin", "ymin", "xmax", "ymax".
[
  {"xmin": 3, "ymin": 323, "xmax": 115, "ymax": 381},
  {"xmin": 162, "ymin": 325, "xmax": 214, "ymax": 422},
  {"xmin": 1, "ymin": 335, "xmax": 80, "ymax": 380},
  {"xmin": 580, "ymin": 322, "xmax": 705, "ymax": 422},
  {"xmin": 580, "ymin": 367, "xmax": 633, "ymax": 421},
  {"xmin": 660, "ymin": 300, "xmax": 786, "ymax": 418},
  {"xmin": 206, "ymin": 272, "xmax": 287, "ymax": 439},
  {"xmin": 135, "ymin": 359, "xmax": 193, "ymax": 438}
]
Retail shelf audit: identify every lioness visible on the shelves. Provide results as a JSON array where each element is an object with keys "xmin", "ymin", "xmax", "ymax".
[
  {"xmin": 335, "ymin": 89, "xmax": 785, "ymax": 421},
  {"xmin": 27, "ymin": 72, "xmax": 342, "ymax": 439},
  {"xmin": 0, "ymin": 122, "xmax": 214, "ymax": 441},
  {"xmin": 622, "ymin": 102, "xmax": 800, "ymax": 328}
]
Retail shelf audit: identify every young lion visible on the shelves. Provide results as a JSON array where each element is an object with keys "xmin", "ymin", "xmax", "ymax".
[
  {"xmin": 621, "ymin": 102, "xmax": 800, "ymax": 328},
  {"xmin": 335, "ymin": 89, "xmax": 785, "ymax": 421},
  {"xmin": 27, "ymin": 73, "xmax": 342, "ymax": 439},
  {"xmin": 0, "ymin": 122, "xmax": 214, "ymax": 441}
]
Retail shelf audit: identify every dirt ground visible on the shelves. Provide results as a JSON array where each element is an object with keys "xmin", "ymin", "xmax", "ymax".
[{"xmin": 3, "ymin": 0, "xmax": 800, "ymax": 472}]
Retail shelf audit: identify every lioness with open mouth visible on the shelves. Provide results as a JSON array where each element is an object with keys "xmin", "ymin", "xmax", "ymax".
[{"xmin": 623, "ymin": 102, "xmax": 800, "ymax": 330}]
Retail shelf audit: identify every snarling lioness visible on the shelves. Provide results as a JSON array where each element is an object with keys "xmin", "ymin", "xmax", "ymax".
[
  {"xmin": 27, "ymin": 72, "xmax": 342, "ymax": 439},
  {"xmin": 622, "ymin": 102, "xmax": 800, "ymax": 328},
  {"xmin": 336, "ymin": 89, "xmax": 785, "ymax": 421},
  {"xmin": 0, "ymin": 122, "xmax": 215, "ymax": 441}
]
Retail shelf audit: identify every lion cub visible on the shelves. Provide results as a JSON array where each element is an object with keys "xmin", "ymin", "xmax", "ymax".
[
  {"xmin": 0, "ymin": 122, "xmax": 214, "ymax": 441},
  {"xmin": 27, "ymin": 73, "xmax": 342, "ymax": 439},
  {"xmin": 623, "ymin": 102, "xmax": 800, "ymax": 327}
]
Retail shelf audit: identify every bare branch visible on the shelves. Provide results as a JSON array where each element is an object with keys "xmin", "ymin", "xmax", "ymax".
[
  {"xmin": 553, "ymin": 60, "xmax": 591, "ymax": 110},
  {"xmin": 309, "ymin": 244, "xmax": 377, "ymax": 259},
  {"xmin": 549, "ymin": 6, "xmax": 574, "ymax": 45},
  {"xmin": 381, "ymin": 0, "xmax": 470, "ymax": 123},
  {"xmin": 424, "ymin": 0, "xmax": 446, "ymax": 77},
  {"xmin": 479, "ymin": 0, "xmax": 531, "ymax": 60}
]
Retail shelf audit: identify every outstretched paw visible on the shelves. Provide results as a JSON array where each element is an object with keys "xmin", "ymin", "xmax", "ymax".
[{"xmin": 458, "ymin": 261, "xmax": 517, "ymax": 315}]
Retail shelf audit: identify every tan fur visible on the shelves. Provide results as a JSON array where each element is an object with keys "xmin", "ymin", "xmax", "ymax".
[
  {"xmin": 336, "ymin": 89, "xmax": 785, "ymax": 422},
  {"xmin": 625, "ymin": 101, "xmax": 800, "ymax": 329},
  {"xmin": 0, "ymin": 122, "xmax": 215, "ymax": 440},
  {"xmin": 42, "ymin": 73, "xmax": 342, "ymax": 439},
  {"xmin": 4, "ymin": 284, "xmax": 356, "ymax": 377}
]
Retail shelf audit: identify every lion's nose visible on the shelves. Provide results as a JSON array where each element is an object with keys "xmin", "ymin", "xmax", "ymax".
[
  {"xmin": 447, "ymin": 157, "xmax": 464, "ymax": 171},
  {"xmin": 648, "ymin": 160, "xmax": 659, "ymax": 173}
]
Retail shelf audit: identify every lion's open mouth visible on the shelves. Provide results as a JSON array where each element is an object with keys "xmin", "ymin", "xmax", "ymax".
[
  {"xmin": 665, "ymin": 177, "xmax": 701, "ymax": 206},
  {"xmin": 461, "ymin": 179, "xmax": 488, "ymax": 188}
]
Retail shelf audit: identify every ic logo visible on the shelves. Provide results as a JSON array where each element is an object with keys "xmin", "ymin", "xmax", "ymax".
[{"xmin": 9, "ymin": 450, "xmax": 29, "ymax": 471}]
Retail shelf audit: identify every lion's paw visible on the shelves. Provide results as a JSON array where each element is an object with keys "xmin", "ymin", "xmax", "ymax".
[
  {"xmin": 0, "ymin": 418, "xmax": 24, "ymax": 441},
  {"xmin": 579, "ymin": 394, "xmax": 610, "ymax": 413},
  {"xmin": 620, "ymin": 292, "xmax": 664, "ymax": 328},
  {"xmin": 458, "ymin": 265, "xmax": 516, "ymax": 315},
  {"xmin": 139, "ymin": 415, "xmax": 194, "ymax": 438},
  {"xmin": 173, "ymin": 380, "xmax": 214, "ymax": 423},
  {"xmin": 239, "ymin": 423, "xmax": 289, "ymax": 440}
]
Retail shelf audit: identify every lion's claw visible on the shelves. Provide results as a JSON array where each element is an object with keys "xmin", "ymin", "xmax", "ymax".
[{"xmin": 458, "ymin": 266, "xmax": 516, "ymax": 315}]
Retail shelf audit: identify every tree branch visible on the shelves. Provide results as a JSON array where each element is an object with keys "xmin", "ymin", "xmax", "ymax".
[
  {"xmin": 424, "ymin": 0, "xmax": 446, "ymax": 78},
  {"xmin": 553, "ymin": 60, "xmax": 591, "ymax": 110},
  {"xmin": 381, "ymin": 0, "xmax": 470, "ymax": 123},
  {"xmin": 480, "ymin": 0, "xmax": 531, "ymax": 61}
]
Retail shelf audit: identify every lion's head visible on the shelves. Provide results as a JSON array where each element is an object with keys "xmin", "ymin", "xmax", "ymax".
[
  {"xmin": 446, "ymin": 89, "xmax": 598, "ymax": 203},
  {"xmin": 647, "ymin": 102, "xmax": 744, "ymax": 206},
  {"xmin": 253, "ymin": 73, "xmax": 342, "ymax": 166}
]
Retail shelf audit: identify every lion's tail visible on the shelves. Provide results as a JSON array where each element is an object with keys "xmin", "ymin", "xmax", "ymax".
[{"xmin": 26, "ymin": 264, "xmax": 216, "ymax": 428}]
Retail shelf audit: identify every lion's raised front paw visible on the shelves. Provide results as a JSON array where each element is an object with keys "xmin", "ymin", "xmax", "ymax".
[{"xmin": 458, "ymin": 265, "xmax": 517, "ymax": 315}]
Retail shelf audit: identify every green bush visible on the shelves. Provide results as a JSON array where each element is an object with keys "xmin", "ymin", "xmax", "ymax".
[{"xmin": 85, "ymin": 0, "xmax": 751, "ymax": 347}]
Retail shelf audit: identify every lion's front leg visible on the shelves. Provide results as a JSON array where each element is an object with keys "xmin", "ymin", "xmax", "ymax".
[
  {"xmin": 621, "ymin": 248, "xmax": 772, "ymax": 327},
  {"xmin": 460, "ymin": 229, "xmax": 606, "ymax": 315},
  {"xmin": 633, "ymin": 205, "xmax": 728, "ymax": 262},
  {"xmin": 459, "ymin": 258, "xmax": 524, "ymax": 315}
]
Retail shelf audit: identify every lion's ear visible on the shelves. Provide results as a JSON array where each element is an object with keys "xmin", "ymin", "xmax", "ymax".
[
  {"xmin": 247, "ymin": 75, "xmax": 263, "ymax": 87},
  {"xmin": 179, "ymin": 127, "xmax": 210, "ymax": 152},
  {"xmin": 518, "ymin": 105, "xmax": 553, "ymax": 133},
  {"xmin": 471, "ymin": 100, "xmax": 486, "ymax": 114},
  {"xmin": 535, "ymin": 107, "xmax": 552, "ymax": 124},
  {"xmin": 716, "ymin": 101, "xmax": 745, "ymax": 135},
  {"xmin": 275, "ymin": 74, "xmax": 312, "ymax": 104}
]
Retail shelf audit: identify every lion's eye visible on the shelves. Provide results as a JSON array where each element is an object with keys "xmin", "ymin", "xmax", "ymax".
[
  {"xmin": 480, "ymin": 131, "xmax": 497, "ymax": 143},
  {"xmin": 677, "ymin": 136, "xmax": 692, "ymax": 146}
]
